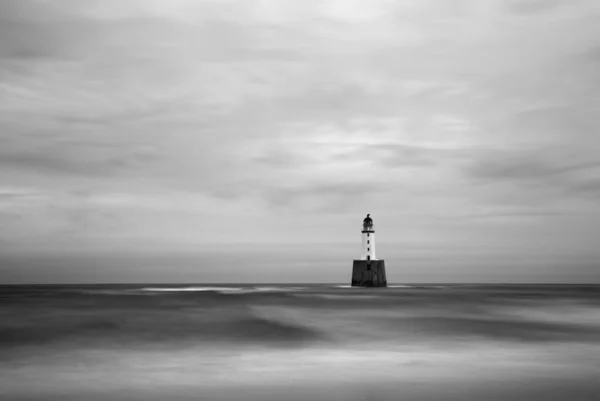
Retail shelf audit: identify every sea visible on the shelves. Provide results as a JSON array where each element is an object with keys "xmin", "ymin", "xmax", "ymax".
[{"xmin": 1, "ymin": 284, "xmax": 599, "ymax": 401}]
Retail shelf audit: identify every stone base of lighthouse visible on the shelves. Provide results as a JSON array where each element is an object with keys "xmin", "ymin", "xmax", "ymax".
[{"xmin": 351, "ymin": 260, "xmax": 387, "ymax": 287}]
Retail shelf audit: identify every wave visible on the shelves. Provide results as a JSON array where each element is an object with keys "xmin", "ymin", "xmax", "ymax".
[
  {"xmin": 331, "ymin": 285, "xmax": 446, "ymax": 289},
  {"xmin": 139, "ymin": 286, "xmax": 307, "ymax": 294},
  {"xmin": 295, "ymin": 294, "xmax": 384, "ymax": 300},
  {"xmin": 0, "ymin": 306, "xmax": 324, "ymax": 348},
  {"xmin": 66, "ymin": 289, "xmax": 149, "ymax": 296},
  {"xmin": 252, "ymin": 286, "xmax": 307, "ymax": 292},
  {"xmin": 141, "ymin": 286, "xmax": 243, "ymax": 292}
]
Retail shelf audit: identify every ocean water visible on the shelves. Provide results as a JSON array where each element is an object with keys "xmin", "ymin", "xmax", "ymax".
[{"xmin": 1, "ymin": 284, "xmax": 599, "ymax": 401}]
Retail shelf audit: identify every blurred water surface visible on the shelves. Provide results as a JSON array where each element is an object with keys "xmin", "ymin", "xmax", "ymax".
[{"xmin": 1, "ymin": 284, "xmax": 599, "ymax": 400}]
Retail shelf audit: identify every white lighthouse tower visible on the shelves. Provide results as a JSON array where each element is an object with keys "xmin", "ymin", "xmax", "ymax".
[
  {"xmin": 351, "ymin": 214, "xmax": 387, "ymax": 287},
  {"xmin": 361, "ymin": 213, "xmax": 376, "ymax": 261}
]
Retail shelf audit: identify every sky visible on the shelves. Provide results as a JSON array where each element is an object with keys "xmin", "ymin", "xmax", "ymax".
[{"xmin": 1, "ymin": 0, "xmax": 600, "ymax": 283}]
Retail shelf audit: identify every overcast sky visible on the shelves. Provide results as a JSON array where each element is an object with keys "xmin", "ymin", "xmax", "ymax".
[{"xmin": 1, "ymin": 0, "xmax": 599, "ymax": 283}]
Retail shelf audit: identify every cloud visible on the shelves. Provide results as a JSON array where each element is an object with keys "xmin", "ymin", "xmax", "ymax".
[
  {"xmin": 0, "ymin": 151, "xmax": 124, "ymax": 176},
  {"xmin": 258, "ymin": 181, "xmax": 383, "ymax": 213},
  {"xmin": 0, "ymin": 139, "xmax": 161, "ymax": 177},
  {"xmin": 468, "ymin": 152, "xmax": 600, "ymax": 181},
  {"xmin": 504, "ymin": 0, "xmax": 566, "ymax": 15},
  {"xmin": 465, "ymin": 148, "xmax": 600, "ymax": 200}
]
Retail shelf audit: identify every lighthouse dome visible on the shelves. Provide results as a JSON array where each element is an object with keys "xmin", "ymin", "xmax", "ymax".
[{"xmin": 362, "ymin": 214, "xmax": 374, "ymax": 231}]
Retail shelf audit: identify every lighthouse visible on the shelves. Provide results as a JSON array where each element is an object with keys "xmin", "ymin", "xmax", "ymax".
[{"xmin": 351, "ymin": 214, "xmax": 387, "ymax": 287}]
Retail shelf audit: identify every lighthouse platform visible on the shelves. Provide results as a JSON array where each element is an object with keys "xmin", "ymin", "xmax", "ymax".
[{"xmin": 351, "ymin": 259, "xmax": 387, "ymax": 287}]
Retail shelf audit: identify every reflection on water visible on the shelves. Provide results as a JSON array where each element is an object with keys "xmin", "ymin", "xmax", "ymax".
[{"xmin": 1, "ymin": 284, "xmax": 599, "ymax": 400}]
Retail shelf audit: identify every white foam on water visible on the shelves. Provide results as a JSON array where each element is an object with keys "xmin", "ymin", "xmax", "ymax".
[
  {"xmin": 140, "ymin": 286, "xmax": 307, "ymax": 294},
  {"xmin": 333, "ymin": 285, "xmax": 416, "ymax": 289},
  {"xmin": 296, "ymin": 294, "xmax": 383, "ymax": 300},
  {"xmin": 140, "ymin": 287, "xmax": 244, "ymax": 292},
  {"xmin": 252, "ymin": 287, "xmax": 306, "ymax": 292}
]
